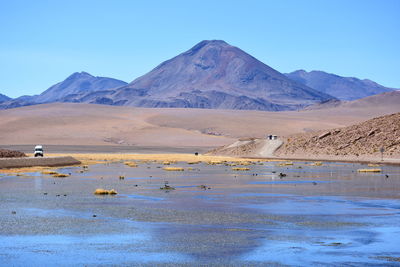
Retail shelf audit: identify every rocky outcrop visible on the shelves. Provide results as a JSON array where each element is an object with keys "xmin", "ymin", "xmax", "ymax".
[
  {"xmin": 277, "ymin": 112, "xmax": 400, "ymax": 157},
  {"xmin": 0, "ymin": 149, "xmax": 26, "ymax": 158}
]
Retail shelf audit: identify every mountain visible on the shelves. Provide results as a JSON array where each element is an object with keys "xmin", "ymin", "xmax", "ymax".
[
  {"xmin": 0, "ymin": 72, "xmax": 127, "ymax": 109},
  {"xmin": 80, "ymin": 40, "xmax": 333, "ymax": 111},
  {"xmin": 36, "ymin": 71, "xmax": 127, "ymax": 103},
  {"xmin": 0, "ymin": 93, "xmax": 11, "ymax": 103},
  {"xmin": 285, "ymin": 70, "xmax": 396, "ymax": 101},
  {"xmin": 0, "ymin": 41, "xmax": 338, "ymax": 111}
]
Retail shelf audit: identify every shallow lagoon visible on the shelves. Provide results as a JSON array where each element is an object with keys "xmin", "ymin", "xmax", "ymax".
[{"xmin": 1, "ymin": 160, "xmax": 400, "ymax": 266}]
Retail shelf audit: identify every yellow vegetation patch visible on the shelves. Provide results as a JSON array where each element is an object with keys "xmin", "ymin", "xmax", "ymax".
[
  {"xmin": 357, "ymin": 168, "xmax": 382, "ymax": 173},
  {"xmin": 0, "ymin": 166, "xmax": 55, "ymax": 175},
  {"xmin": 277, "ymin": 162, "xmax": 294, "ymax": 166},
  {"xmin": 187, "ymin": 161, "xmax": 201, "ymax": 164},
  {"xmin": 108, "ymin": 189, "xmax": 117, "ymax": 195},
  {"xmin": 232, "ymin": 167, "xmax": 250, "ymax": 171},
  {"xmin": 226, "ymin": 228, "xmax": 251, "ymax": 232},
  {"xmin": 124, "ymin": 162, "xmax": 138, "ymax": 167},
  {"xmin": 208, "ymin": 160, "xmax": 224, "ymax": 165},
  {"xmin": 312, "ymin": 162, "xmax": 323, "ymax": 166},
  {"xmin": 41, "ymin": 170, "xmax": 59, "ymax": 175},
  {"xmin": 163, "ymin": 167, "xmax": 184, "ymax": 171},
  {"xmin": 52, "ymin": 173, "xmax": 69, "ymax": 178},
  {"xmin": 225, "ymin": 163, "xmax": 237, "ymax": 166},
  {"xmin": 45, "ymin": 153, "xmax": 264, "ymax": 164},
  {"xmin": 94, "ymin": 188, "xmax": 118, "ymax": 195},
  {"xmin": 368, "ymin": 164, "xmax": 380, "ymax": 167},
  {"xmin": 160, "ymin": 184, "xmax": 175, "ymax": 190}
]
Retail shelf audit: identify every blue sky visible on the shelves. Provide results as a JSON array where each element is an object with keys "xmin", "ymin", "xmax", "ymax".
[{"xmin": 0, "ymin": 0, "xmax": 399, "ymax": 98}]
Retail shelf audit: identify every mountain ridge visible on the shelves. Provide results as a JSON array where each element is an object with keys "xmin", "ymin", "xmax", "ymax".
[
  {"xmin": 0, "ymin": 93, "xmax": 11, "ymax": 103},
  {"xmin": 0, "ymin": 72, "xmax": 127, "ymax": 109},
  {"xmin": 285, "ymin": 69, "xmax": 396, "ymax": 100},
  {"xmin": 76, "ymin": 40, "xmax": 334, "ymax": 110},
  {"xmin": 2, "ymin": 40, "xmax": 397, "ymax": 111}
]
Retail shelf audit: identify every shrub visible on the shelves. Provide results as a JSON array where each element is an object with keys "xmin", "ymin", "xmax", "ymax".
[
  {"xmin": 232, "ymin": 167, "xmax": 250, "ymax": 171},
  {"xmin": 163, "ymin": 167, "xmax": 184, "ymax": 171}
]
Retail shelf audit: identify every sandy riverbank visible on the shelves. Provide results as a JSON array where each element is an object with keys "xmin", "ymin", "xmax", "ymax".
[{"xmin": 250, "ymin": 154, "xmax": 400, "ymax": 166}]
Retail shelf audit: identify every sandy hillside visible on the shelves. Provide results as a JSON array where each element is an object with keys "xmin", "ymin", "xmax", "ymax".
[
  {"xmin": 277, "ymin": 112, "xmax": 400, "ymax": 158},
  {"xmin": 0, "ymin": 95, "xmax": 399, "ymax": 148}
]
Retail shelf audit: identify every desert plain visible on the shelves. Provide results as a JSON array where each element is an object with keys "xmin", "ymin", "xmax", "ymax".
[{"xmin": 0, "ymin": 89, "xmax": 399, "ymax": 150}]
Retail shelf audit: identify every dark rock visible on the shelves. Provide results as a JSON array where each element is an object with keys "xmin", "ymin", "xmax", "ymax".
[{"xmin": 318, "ymin": 132, "xmax": 331, "ymax": 139}]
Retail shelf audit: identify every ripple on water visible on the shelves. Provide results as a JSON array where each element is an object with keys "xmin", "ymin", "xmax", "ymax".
[
  {"xmin": 0, "ymin": 234, "xmax": 192, "ymax": 265},
  {"xmin": 249, "ymin": 180, "xmax": 332, "ymax": 185},
  {"xmin": 121, "ymin": 194, "xmax": 164, "ymax": 201}
]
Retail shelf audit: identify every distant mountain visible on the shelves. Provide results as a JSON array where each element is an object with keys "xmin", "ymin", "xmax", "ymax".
[
  {"xmin": 285, "ymin": 70, "xmax": 396, "ymax": 101},
  {"xmin": 79, "ymin": 40, "xmax": 333, "ymax": 111},
  {"xmin": 0, "ymin": 93, "xmax": 11, "ymax": 103},
  {"xmin": 1, "ymin": 41, "xmax": 340, "ymax": 111},
  {"xmin": 0, "ymin": 72, "xmax": 127, "ymax": 109},
  {"xmin": 305, "ymin": 90, "xmax": 400, "ymax": 112},
  {"xmin": 36, "ymin": 72, "xmax": 127, "ymax": 103}
]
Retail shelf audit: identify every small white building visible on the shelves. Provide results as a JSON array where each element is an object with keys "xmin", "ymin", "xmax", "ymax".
[{"xmin": 266, "ymin": 134, "xmax": 278, "ymax": 140}]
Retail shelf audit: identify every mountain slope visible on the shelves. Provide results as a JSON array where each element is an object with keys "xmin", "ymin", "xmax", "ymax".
[
  {"xmin": 277, "ymin": 112, "xmax": 400, "ymax": 157},
  {"xmin": 285, "ymin": 70, "xmax": 396, "ymax": 100},
  {"xmin": 0, "ymin": 93, "xmax": 11, "ymax": 103},
  {"xmin": 36, "ymin": 72, "xmax": 127, "ymax": 103},
  {"xmin": 0, "ymin": 72, "xmax": 127, "ymax": 109},
  {"xmin": 78, "ymin": 40, "xmax": 334, "ymax": 111},
  {"xmin": 305, "ymin": 90, "xmax": 400, "ymax": 112},
  {"xmin": 340, "ymin": 90, "xmax": 400, "ymax": 109}
]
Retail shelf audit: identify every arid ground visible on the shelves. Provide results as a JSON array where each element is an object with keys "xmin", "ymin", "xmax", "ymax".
[{"xmin": 0, "ymin": 93, "xmax": 399, "ymax": 150}]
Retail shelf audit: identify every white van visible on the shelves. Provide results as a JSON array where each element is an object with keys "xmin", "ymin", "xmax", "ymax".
[{"xmin": 34, "ymin": 145, "xmax": 44, "ymax": 157}]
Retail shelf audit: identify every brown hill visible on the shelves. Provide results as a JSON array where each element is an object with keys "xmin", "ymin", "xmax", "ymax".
[
  {"xmin": 340, "ymin": 90, "xmax": 400, "ymax": 109},
  {"xmin": 305, "ymin": 90, "xmax": 400, "ymax": 111},
  {"xmin": 277, "ymin": 112, "xmax": 400, "ymax": 158}
]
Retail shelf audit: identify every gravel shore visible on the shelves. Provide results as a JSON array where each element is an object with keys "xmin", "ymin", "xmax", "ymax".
[{"xmin": 0, "ymin": 156, "xmax": 81, "ymax": 169}]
